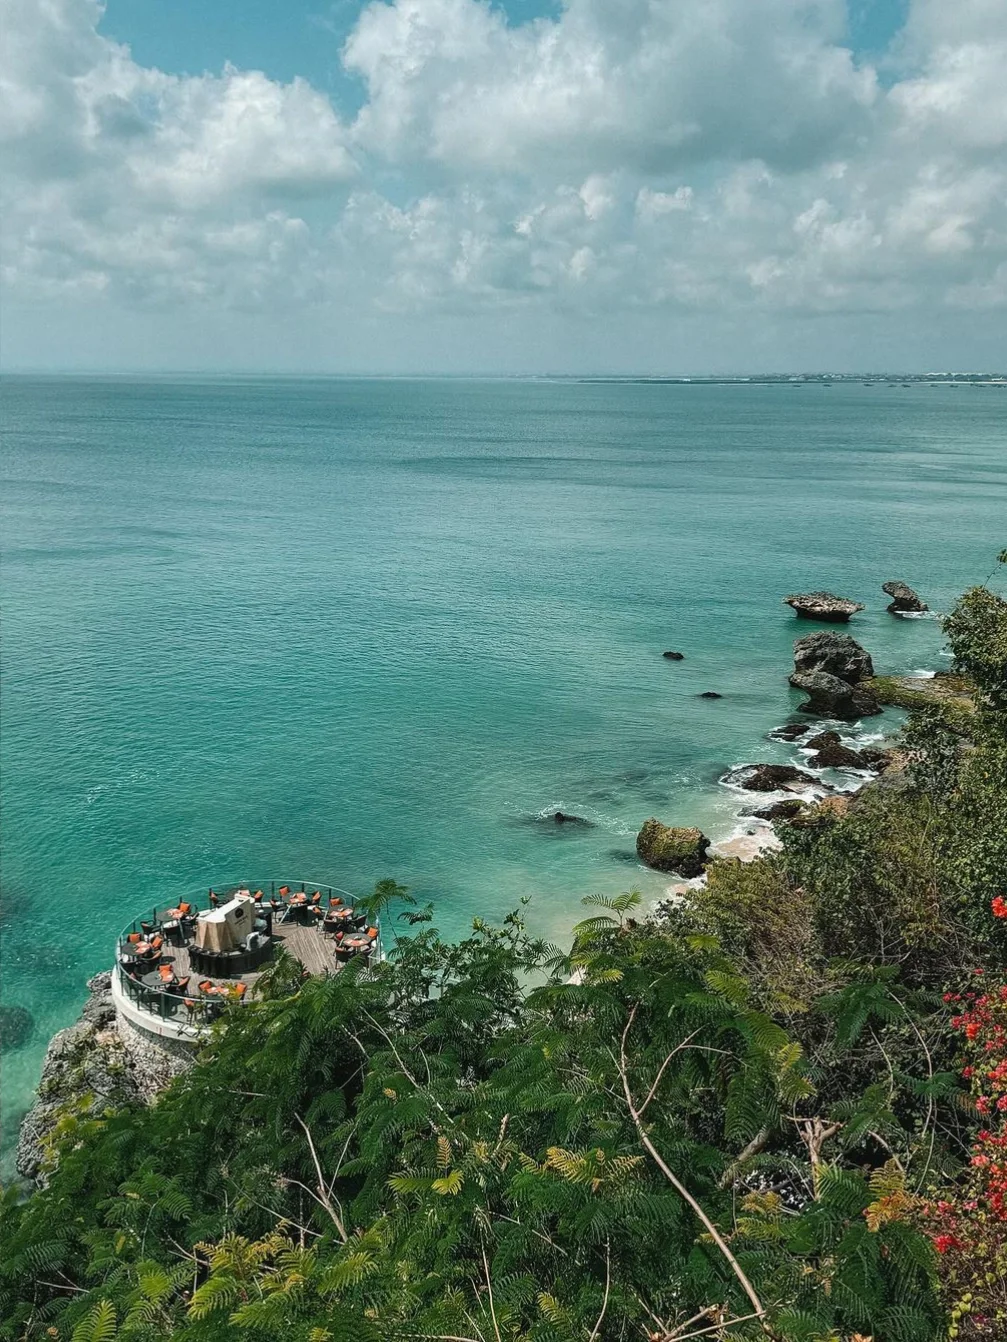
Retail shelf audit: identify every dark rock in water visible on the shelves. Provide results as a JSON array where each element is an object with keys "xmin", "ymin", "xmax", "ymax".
[
  {"xmin": 698, "ymin": 691, "xmax": 723, "ymax": 699},
  {"xmin": 635, "ymin": 819, "xmax": 710, "ymax": 876},
  {"xmin": 722, "ymin": 763, "xmax": 820, "ymax": 793},
  {"xmin": 793, "ymin": 631, "xmax": 874, "ymax": 684},
  {"xmin": 663, "ymin": 650, "xmax": 685, "ymax": 660},
  {"xmin": 784, "ymin": 592, "xmax": 865, "ymax": 622},
  {"xmin": 0, "ymin": 1005, "xmax": 35, "ymax": 1052},
  {"xmin": 552, "ymin": 811, "xmax": 593, "ymax": 827},
  {"xmin": 883, "ymin": 580, "xmax": 928, "ymax": 614},
  {"xmin": 804, "ymin": 730, "xmax": 870, "ymax": 770},
  {"xmin": 608, "ymin": 848, "xmax": 642, "ymax": 865},
  {"xmin": 770, "ymin": 722, "xmax": 812, "ymax": 742},
  {"xmin": 745, "ymin": 798, "xmax": 807, "ymax": 822},
  {"xmin": 789, "ymin": 670, "xmax": 882, "ymax": 720}
]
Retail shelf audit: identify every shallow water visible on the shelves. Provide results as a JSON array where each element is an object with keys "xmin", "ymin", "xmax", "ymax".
[{"xmin": 2, "ymin": 375, "xmax": 1004, "ymax": 1161}]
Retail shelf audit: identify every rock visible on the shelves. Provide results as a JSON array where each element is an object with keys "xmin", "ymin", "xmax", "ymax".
[
  {"xmin": 804, "ymin": 730, "xmax": 871, "ymax": 770},
  {"xmin": 789, "ymin": 670, "xmax": 882, "ymax": 720},
  {"xmin": 769, "ymin": 722, "xmax": 812, "ymax": 742},
  {"xmin": 663, "ymin": 650, "xmax": 685, "ymax": 660},
  {"xmin": 793, "ymin": 631, "xmax": 874, "ymax": 684},
  {"xmin": 745, "ymin": 798, "xmax": 807, "ymax": 822},
  {"xmin": 698, "ymin": 691, "xmax": 723, "ymax": 699},
  {"xmin": 883, "ymin": 580, "xmax": 928, "ymax": 614},
  {"xmin": 0, "ymin": 1005, "xmax": 35, "ymax": 1052},
  {"xmin": 17, "ymin": 973, "xmax": 144, "ymax": 1186},
  {"xmin": 635, "ymin": 820, "xmax": 710, "ymax": 876},
  {"xmin": 791, "ymin": 794, "xmax": 852, "ymax": 825},
  {"xmin": 859, "ymin": 746, "xmax": 894, "ymax": 771},
  {"xmin": 784, "ymin": 592, "xmax": 865, "ymax": 622},
  {"xmin": 552, "ymin": 811, "xmax": 593, "ymax": 826},
  {"xmin": 721, "ymin": 763, "xmax": 820, "ymax": 793}
]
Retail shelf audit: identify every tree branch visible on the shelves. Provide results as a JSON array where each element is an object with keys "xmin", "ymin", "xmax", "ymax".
[
  {"xmin": 619, "ymin": 1006, "xmax": 766, "ymax": 1325},
  {"xmin": 294, "ymin": 1112, "xmax": 349, "ymax": 1242}
]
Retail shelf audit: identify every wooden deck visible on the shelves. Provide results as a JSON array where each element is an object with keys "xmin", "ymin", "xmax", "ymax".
[{"xmin": 156, "ymin": 920, "xmax": 341, "ymax": 987}]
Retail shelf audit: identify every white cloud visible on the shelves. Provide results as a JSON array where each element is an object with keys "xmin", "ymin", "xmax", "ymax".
[{"xmin": 1, "ymin": 0, "xmax": 1006, "ymax": 366}]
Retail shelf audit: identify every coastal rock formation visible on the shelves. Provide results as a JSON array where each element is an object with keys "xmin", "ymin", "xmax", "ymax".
[
  {"xmin": 769, "ymin": 722, "xmax": 812, "ymax": 742},
  {"xmin": 804, "ymin": 730, "xmax": 871, "ymax": 770},
  {"xmin": 663, "ymin": 650, "xmax": 685, "ymax": 660},
  {"xmin": 698, "ymin": 691, "xmax": 723, "ymax": 699},
  {"xmin": 883, "ymin": 580, "xmax": 928, "ymax": 614},
  {"xmin": 0, "ymin": 1005, "xmax": 35, "ymax": 1053},
  {"xmin": 793, "ymin": 631, "xmax": 874, "ymax": 684},
  {"xmin": 784, "ymin": 592, "xmax": 865, "ymax": 622},
  {"xmin": 745, "ymin": 798, "xmax": 807, "ymax": 822},
  {"xmin": 635, "ymin": 820, "xmax": 710, "ymax": 876},
  {"xmin": 721, "ymin": 763, "xmax": 820, "ymax": 793},
  {"xmin": 789, "ymin": 670, "xmax": 882, "ymax": 720},
  {"xmin": 552, "ymin": 811, "xmax": 593, "ymax": 826},
  {"xmin": 16, "ymin": 973, "xmax": 143, "ymax": 1186}
]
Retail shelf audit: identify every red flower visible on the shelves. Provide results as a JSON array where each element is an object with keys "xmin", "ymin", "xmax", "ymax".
[
  {"xmin": 992, "ymin": 897, "xmax": 1007, "ymax": 919},
  {"xmin": 933, "ymin": 1233, "xmax": 960, "ymax": 1253}
]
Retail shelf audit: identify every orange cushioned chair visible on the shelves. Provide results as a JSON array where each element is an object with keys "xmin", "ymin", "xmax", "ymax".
[
  {"xmin": 158, "ymin": 964, "xmax": 175, "ymax": 984},
  {"xmin": 198, "ymin": 980, "xmax": 214, "ymax": 994},
  {"xmin": 367, "ymin": 927, "xmax": 378, "ymax": 939},
  {"xmin": 178, "ymin": 901, "xmax": 191, "ymax": 915},
  {"xmin": 279, "ymin": 886, "xmax": 290, "ymax": 896},
  {"xmin": 233, "ymin": 983, "xmax": 247, "ymax": 999},
  {"xmin": 127, "ymin": 932, "xmax": 141, "ymax": 944}
]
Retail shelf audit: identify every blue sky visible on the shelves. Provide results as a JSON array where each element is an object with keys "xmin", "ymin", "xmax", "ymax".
[
  {"xmin": 98, "ymin": 0, "xmax": 908, "ymax": 92},
  {"xmin": 3, "ymin": 0, "xmax": 1003, "ymax": 373}
]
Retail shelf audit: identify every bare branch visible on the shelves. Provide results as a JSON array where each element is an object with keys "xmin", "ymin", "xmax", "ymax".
[
  {"xmin": 481, "ymin": 1239, "xmax": 502, "ymax": 1342},
  {"xmin": 619, "ymin": 1006, "xmax": 766, "ymax": 1325},
  {"xmin": 638, "ymin": 1031, "xmax": 701, "ymax": 1116},
  {"xmin": 587, "ymin": 1240, "xmax": 611, "ymax": 1342},
  {"xmin": 293, "ymin": 1112, "xmax": 349, "ymax": 1242}
]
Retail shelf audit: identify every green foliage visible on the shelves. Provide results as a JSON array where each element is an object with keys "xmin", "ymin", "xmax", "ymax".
[{"xmin": 10, "ymin": 565, "xmax": 1007, "ymax": 1341}]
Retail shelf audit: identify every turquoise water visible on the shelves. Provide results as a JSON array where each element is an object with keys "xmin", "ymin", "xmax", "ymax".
[{"xmin": 2, "ymin": 375, "xmax": 1004, "ymax": 1159}]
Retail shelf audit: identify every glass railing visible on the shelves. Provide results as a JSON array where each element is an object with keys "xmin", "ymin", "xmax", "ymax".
[{"xmin": 114, "ymin": 878, "xmax": 373, "ymax": 1027}]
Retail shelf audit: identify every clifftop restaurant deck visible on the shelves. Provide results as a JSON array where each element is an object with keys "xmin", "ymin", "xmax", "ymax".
[{"xmin": 113, "ymin": 880, "xmax": 380, "ymax": 1036}]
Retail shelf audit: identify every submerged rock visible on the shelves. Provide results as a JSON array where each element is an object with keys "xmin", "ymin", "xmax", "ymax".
[
  {"xmin": 635, "ymin": 820, "xmax": 710, "ymax": 876},
  {"xmin": 698, "ymin": 691, "xmax": 723, "ymax": 699},
  {"xmin": 883, "ymin": 580, "xmax": 928, "ymax": 614},
  {"xmin": 745, "ymin": 798, "xmax": 807, "ymax": 822},
  {"xmin": 789, "ymin": 670, "xmax": 882, "ymax": 720},
  {"xmin": 769, "ymin": 722, "xmax": 812, "ymax": 742},
  {"xmin": 721, "ymin": 763, "xmax": 820, "ymax": 793},
  {"xmin": 804, "ymin": 730, "xmax": 871, "ymax": 770},
  {"xmin": 793, "ymin": 631, "xmax": 874, "ymax": 684},
  {"xmin": 662, "ymin": 650, "xmax": 685, "ymax": 660},
  {"xmin": 0, "ymin": 1005, "xmax": 35, "ymax": 1053},
  {"xmin": 552, "ymin": 811, "xmax": 593, "ymax": 827},
  {"xmin": 784, "ymin": 592, "xmax": 865, "ymax": 622}
]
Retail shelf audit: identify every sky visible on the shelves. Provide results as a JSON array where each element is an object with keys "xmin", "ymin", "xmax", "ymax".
[{"xmin": 2, "ymin": 0, "xmax": 1005, "ymax": 374}]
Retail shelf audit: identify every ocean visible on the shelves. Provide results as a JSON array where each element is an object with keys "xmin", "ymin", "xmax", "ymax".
[{"xmin": 2, "ymin": 374, "xmax": 1004, "ymax": 1162}]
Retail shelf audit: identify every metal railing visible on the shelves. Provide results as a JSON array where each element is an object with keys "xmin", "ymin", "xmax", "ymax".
[{"xmin": 114, "ymin": 877, "xmax": 375, "ymax": 1027}]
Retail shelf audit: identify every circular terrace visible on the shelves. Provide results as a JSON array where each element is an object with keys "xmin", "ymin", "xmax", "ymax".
[{"xmin": 112, "ymin": 880, "xmax": 380, "ymax": 1039}]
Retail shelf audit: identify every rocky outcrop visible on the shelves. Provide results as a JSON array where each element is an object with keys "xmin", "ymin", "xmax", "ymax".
[
  {"xmin": 663, "ymin": 650, "xmax": 685, "ymax": 660},
  {"xmin": 789, "ymin": 670, "xmax": 882, "ymax": 720},
  {"xmin": 745, "ymin": 798, "xmax": 807, "ymax": 822},
  {"xmin": 16, "ymin": 973, "xmax": 142, "ymax": 1186},
  {"xmin": 769, "ymin": 722, "xmax": 812, "ymax": 742},
  {"xmin": 793, "ymin": 631, "xmax": 874, "ymax": 684},
  {"xmin": 636, "ymin": 820, "xmax": 710, "ymax": 876},
  {"xmin": 784, "ymin": 592, "xmax": 864, "ymax": 622},
  {"xmin": 883, "ymin": 580, "xmax": 928, "ymax": 614},
  {"xmin": 552, "ymin": 811, "xmax": 593, "ymax": 826},
  {"xmin": 698, "ymin": 691, "xmax": 723, "ymax": 699},
  {"xmin": 804, "ymin": 730, "xmax": 872, "ymax": 770},
  {"xmin": 721, "ymin": 763, "xmax": 821, "ymax": 793}
]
